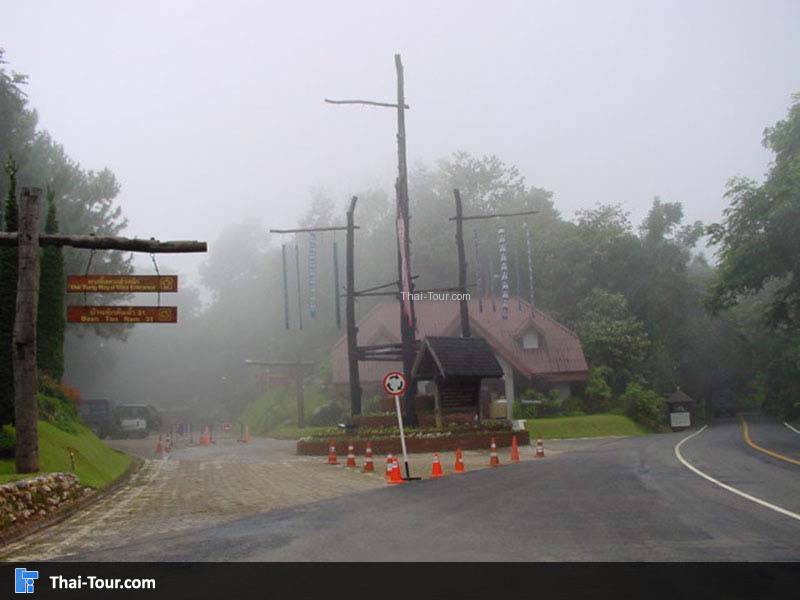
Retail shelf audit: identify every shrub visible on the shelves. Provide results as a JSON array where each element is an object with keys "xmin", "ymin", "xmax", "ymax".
[
  {"xmin": 512, "ymin": 400, "xmax": 537, "ymax": 419},
  {"xmin": 584, "ymin": 366, "xmax": 613, "ymax": 413},
  {"xmin": 561, "ymin": 396, "xmax": 585, "ymax": 416},
  {"xmin": 621, "ymin": 382, "xmax": 667, "ymax": 432},
  {"xmin": 308, "ymin": 402, "xmax": 344, "ymax": 426},
  {"xmin": 37, "ymin": 393, "xmax": 79, "ymax": 432},
  {"xmin": 0, "ymin": 424, "xmax": 14, "ymax": 458}
]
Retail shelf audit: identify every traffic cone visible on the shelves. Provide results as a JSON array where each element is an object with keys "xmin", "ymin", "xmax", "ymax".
[
  {"xmin": 535, "ymin": 435, "xmax": 545, "ymax": 458},
  {"xmin": 362, "ymin": 444, "xmax": 374, "ymax": 473},
  {"xmin": 327, "ymin": 439, "xmax": 339, "ymax": 465},
  {"xmin": 385, "ymin": 454, "xmax": 394, "ymax": 482},
  {"xmin": 489, "ymin": 437, "xmax": 500, "ymax": 466},
  {"xmin": 388, "ymin": 457, "xmax": 404, "ymax": 485},
  {"xmin": 510, "ymin": 435, "xmax": 520, "ymax": 462},
  {"xmin": 430, "ymin": 453, "xmax": 444, "ymax": 478},
  {"xmin": 155, "ymin": 435, "xmax": 163, "ymax": 455},
  {"xmin": 454, "ymin": 448, "xmax": 466, "ymax": 473},
  {"xmin": 200, "ymin": 427, "xmax": 210, "ymax": 447},
  {"xmin": 346, "ymin": 442, "xmax": 357, "ymax": 468}
]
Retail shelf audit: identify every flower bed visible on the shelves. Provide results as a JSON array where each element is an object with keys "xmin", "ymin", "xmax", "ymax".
[
  {"xmin": 353, "ymin": 412, "xmax": 480, "ymax": 428},
  {"xmin": 296, "ymin": 429, "xmax": 529, "ymax": 455}
]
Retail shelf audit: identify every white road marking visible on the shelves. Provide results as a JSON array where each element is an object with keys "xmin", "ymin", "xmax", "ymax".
[
  {"xmin": 674, "ymin": 426, "xmax": 800, "ymax": 523},
  {"xmin": 784, "ymin": 422, "xmax": 800, "ymax": 436}
]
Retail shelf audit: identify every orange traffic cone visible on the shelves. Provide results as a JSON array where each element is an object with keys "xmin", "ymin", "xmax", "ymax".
[
  {"xmin": 327, "ymin": 439, "xmax": 339, "ymax": 465},
  {"xmin": 430, "ymin": 454, "xmax": 444, "ymax": 478},
  {"xmin": 510, "ymin": 435, "xmax": 520, "ymax": 462},
  {"xmin": 535, "ymin": 435, "xmax": 545, "ymax": 458},
  {"xmin": 155, "ymin": 435, "xmax": 163, "ymax": 455},
  {"xmin": 489, "ymin": 437, "xmax": 500, "ymax": 466},
  {"xmin": 200, "ymin": 427, "xmax": 210, "ymax": 446},
  {"xmin": 346, "ymin": 442, "xmax": 357, "ymax": 468},
  {"xmin": 385, "ymin": 454, "xmax": 394, "ymax": 482},
  {"xmin": 454, "ymin": 448, "xmax": 466, "ymax": 473},
  {"xmin": 362, "ymin": 443, "xmax": 374, "ymax": 473},
  {"xmin": 388, "ymin": 457, "xmax": 404, "ymax": 485}
]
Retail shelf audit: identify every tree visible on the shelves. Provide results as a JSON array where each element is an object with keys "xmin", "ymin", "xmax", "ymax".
[
  {"xmin": 707, "ymin": 93, "xmax": 800, "ymax": 418},
  {"xmin": 707, "ymin": 93, "xmax": 800, "ymax": 328},
  {"xmin": 575, "ymin": 288, "xmax": 650, "ymax": 392},
  {"xmin": 37, "ymin": 187, "xmax": 65, "ymax": 380},
  {"xmin": 0, "ymin": 155, "xmax": 19, "ymax": 424}
]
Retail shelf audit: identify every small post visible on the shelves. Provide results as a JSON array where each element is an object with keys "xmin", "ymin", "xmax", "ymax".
[
  {"xmin": 345, "ymin": 197, "xmax": 361, "ymax": 416},
  {"xmin": 432, "ymin": 379, "xmax": 443, "ymax": 429},
  {"xmin": 281, "ymin": 244, "xmax": 290, "ymax": 329},
  {"xmin": 13, "ymin": 187, "xmax": 43, "ymax": 473},
  {"xmin": 295, "ymin": 363, "xmax": 305, "ymax": 429},
  {"xmin": 453, "ymin": 189, "xmax": 471, "ymax": 338}
]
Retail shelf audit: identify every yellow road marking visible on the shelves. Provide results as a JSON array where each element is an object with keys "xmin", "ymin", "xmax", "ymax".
[{"xmin": 740, "ymin": 416, "xmax": 800, "ymax": 466}]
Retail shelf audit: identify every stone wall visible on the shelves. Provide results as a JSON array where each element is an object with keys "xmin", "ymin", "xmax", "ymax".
[{"xmin": 0, "ymin": 473, "xmax": 91, "ymax": 533}]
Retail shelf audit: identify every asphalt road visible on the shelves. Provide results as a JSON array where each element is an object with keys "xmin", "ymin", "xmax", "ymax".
[{"xmin": 65, "ymin": 418, "xmax": 800, "ymax": 561}]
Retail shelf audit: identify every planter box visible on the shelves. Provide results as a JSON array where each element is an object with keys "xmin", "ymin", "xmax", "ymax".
[
  {"xmin": 353, "ymin": 412, "xmax": 485, "ymax": 429},
  {"xmin": 297, "ymin": 430, "xmax": 529, "ymax": 456}
]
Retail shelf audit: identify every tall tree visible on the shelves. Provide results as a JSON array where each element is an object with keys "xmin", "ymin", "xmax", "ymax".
[
  {"xmin": 0, "ymin": 155, "xmax": 19, "ymax": 424},
  {"xmin": 37, "ymin": 187, "xmax": 65, "ymax": 380},
  {"xmin": 707, "ymin": 93, "xmax": 800, "ymax": 417}
]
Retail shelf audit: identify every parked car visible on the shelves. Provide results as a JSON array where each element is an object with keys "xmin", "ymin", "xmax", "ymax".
[
  {"xmin": 113, "ymin": 404, "xmax": 153, "ymax": 438},
  {"xmin": 78, "ymin": 398, "xmax": 116, "ymax": 439}
]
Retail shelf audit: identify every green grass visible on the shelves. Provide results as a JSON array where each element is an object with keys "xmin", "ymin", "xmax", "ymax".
[
  {"xmin": 0, "ymin": 421, "xmax": 131, "ymax": 489},
  {"xmin": 524, "ymin": 413, "xmax": 648, "ymax": 439}
]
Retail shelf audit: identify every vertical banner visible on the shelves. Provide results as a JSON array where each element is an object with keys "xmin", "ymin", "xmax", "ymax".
[
  {"xmin": 525, "ymin": 223, "xmax": 535, "ymax": 311},
  {"xmin": 497, "ymin": 226, "xmax": 510, "ymax": 319},
  {"xmin": 473, "ymin": 228, "xmax": 483, "ymax": 313},
  {"xmin": 396, "ymin": 212, "xmax": 414, "ymax": 329},
  {"xmin": 308, "ymin": 232, "xmax": 318, "ymax": 318},
  {"xmin": 512, "ymin": 229, "xmax": 523, "ymax": 311}
]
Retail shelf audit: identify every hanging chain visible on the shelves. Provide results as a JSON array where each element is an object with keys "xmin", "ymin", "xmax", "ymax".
[
  {"xmin": 82, "ymin": 249, "xmax": 96, "ymax": 306},
  {"xmin": 150, "ymin": 253, "xmax": 161, "ymax": 307}
]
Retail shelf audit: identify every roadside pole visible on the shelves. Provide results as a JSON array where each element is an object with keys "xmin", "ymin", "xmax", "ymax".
[{"xmin": 383, "ymin": 371, "xmax": 418, "ymax": 480}]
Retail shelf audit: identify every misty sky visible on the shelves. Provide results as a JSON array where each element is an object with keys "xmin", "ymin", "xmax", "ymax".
[{"xmin": 4, "ymin": 0, "xmax": 799, "ymax": 279}]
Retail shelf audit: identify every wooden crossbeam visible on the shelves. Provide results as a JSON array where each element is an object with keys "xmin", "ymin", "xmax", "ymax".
[
  {"xmin": 448, "ymin": 209, "xmax": 539, "ymax": 222},
  {"xmin": 0, "ymin": 233, "xmax": 207, "ymax": 253}
]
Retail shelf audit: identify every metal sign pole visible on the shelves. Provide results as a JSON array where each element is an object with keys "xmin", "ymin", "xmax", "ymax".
[{"xmin": 394, "ymin": 395, "xmax": 411, "ymax": 479}]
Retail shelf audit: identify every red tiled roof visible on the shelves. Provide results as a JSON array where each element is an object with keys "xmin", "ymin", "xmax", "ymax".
[{"xmin": 331, "ymin": 297, "xmax": 588, "ymax": 384}]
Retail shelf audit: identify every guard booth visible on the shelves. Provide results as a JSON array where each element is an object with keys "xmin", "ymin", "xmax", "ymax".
[
  {"xmin": 665, "ymin": 388, "xmax": 696, "ymax": 430},
  {"xmin": 411, "ymin": 336, "xmax": 504, "ymax": 427}
]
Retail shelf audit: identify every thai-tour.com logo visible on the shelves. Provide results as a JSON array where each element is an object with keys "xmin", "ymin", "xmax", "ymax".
[
  {"xmin": 15, "ymin": 568, "xmax": 38, "ymax": 594},
  {"xmin": 14, "ymin": 567, "xmax": 156, "ymax": 594}
]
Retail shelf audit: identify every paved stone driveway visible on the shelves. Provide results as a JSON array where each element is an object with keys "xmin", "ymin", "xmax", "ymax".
[{"xmin": 0, "ymin": 434, "xmax": 580, "ymax": 560}]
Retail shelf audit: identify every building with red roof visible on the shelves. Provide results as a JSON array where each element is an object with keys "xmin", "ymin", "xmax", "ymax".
[{"xmin": 331, "ymin": 296, "xmax": 589, "ymax": 416}]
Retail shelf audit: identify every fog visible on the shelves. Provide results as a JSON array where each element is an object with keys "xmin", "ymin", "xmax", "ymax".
[
  {"xmin": 3, "ymin": 0, "xmax": 799, "ymax": 416},
  {"xmin": 6, "ymin": 0, "xmax": 798, "ymax": 258}
]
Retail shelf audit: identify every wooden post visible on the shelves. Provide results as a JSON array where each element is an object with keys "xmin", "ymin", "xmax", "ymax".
[
  {"xmin": 453, "ymin": 189, "xmax": 471, "ymax": 338},
  {"xmin": 281, "ymin": 244, "xmax": 290, "ymax": 329},
  {"xmin": 294, "ymin": 365, "xmax": 305, "ymax": 429},
  {"xmin": 345, "ymin": 197, "xmax": 361, "ymax": 416},
  {"xmin": 395, "ymin": 54, "xmax": 418, "ymax": 427},
  {"xmin": 432, "ymin": 378, "xmax": 443, "ymax": 429},
  {"xmin": 13, "ymin": 188, "xmax": 42, "ymax": 473}
]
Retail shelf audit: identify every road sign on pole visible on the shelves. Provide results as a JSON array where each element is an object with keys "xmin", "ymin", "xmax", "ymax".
[{"xmin": 382, "ymin": 371, "xmax": 418, "ymax": 480}]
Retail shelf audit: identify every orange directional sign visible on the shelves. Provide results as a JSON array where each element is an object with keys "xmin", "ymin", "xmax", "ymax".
[
  {"xmin": 67, "ymin": 275, "xmax": 178, "ymax": 294},
  {"xmin": 67, "ymin": 306, "xmax": 178, "ymax": 324}
]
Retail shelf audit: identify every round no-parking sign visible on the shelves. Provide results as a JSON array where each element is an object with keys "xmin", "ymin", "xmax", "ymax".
[{"xmin": 382, "ymin": 371, "xmax": 407, "ymax": 397}]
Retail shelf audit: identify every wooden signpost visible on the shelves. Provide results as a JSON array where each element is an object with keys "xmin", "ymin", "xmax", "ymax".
[
  {"xmin": 0, "ymin": 187, "xmax": 206, "ymax": 473},
  {"xmin": 66, "ymin": 275, "xmax": 178, "ymax": 293},
  {"xmin": 66, "ymin": 306, "xmax": 178, "ymax": 324}
]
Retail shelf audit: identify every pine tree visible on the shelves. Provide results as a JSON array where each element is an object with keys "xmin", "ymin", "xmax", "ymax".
[
  {"xmin": 37, "ymin": 187, "xmax": 65, "ymax": 381},
  {"xmin": 0, "ymin": 155, "xmax": 19, "ymax": 425}
]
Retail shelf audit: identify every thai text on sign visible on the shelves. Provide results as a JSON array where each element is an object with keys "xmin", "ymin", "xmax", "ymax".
[
  {"xmin": 67, "ymin": 306, "xmax": 178, "ymax": 324},
  {"xmin": 66, "ymin": 275, "xmax": 178, "ymax": 294}
]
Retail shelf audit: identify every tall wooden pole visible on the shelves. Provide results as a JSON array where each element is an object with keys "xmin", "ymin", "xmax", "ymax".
[
  {"xmin": 294, "ymin": 243, "xmax": 303, "ymax": 330},
  {"xmin": 13, "ymin": 188, "xmax": 42, "ymax": 473},
  {"xmin": 395, "ymin": 54, "xmax": 418, "ymax": 426},
  {"xmin": 345, "ymin": 197, "xmax": 361, "ymax": 416},
  {"xmin": 453, "ymin": 189, "xmax": 471, "ymax": 338}
]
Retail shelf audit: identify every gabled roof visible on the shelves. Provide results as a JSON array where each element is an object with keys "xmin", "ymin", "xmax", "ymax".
[
  {"xmin": 412, "ymin": 336, "xmax": 503, "ymax": 380},
  {"xmin": 666, "ymin": 389, "xmax": 696, "ymax": 404},
  {"xmin": 331, "ymin": 296, "xmax": 589, "ymax": 384}
]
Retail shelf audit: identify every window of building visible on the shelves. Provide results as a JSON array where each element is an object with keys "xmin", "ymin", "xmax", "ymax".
[{"xmin": 521, "ymin": 331, "xmax": 540, "ymax": 349}]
